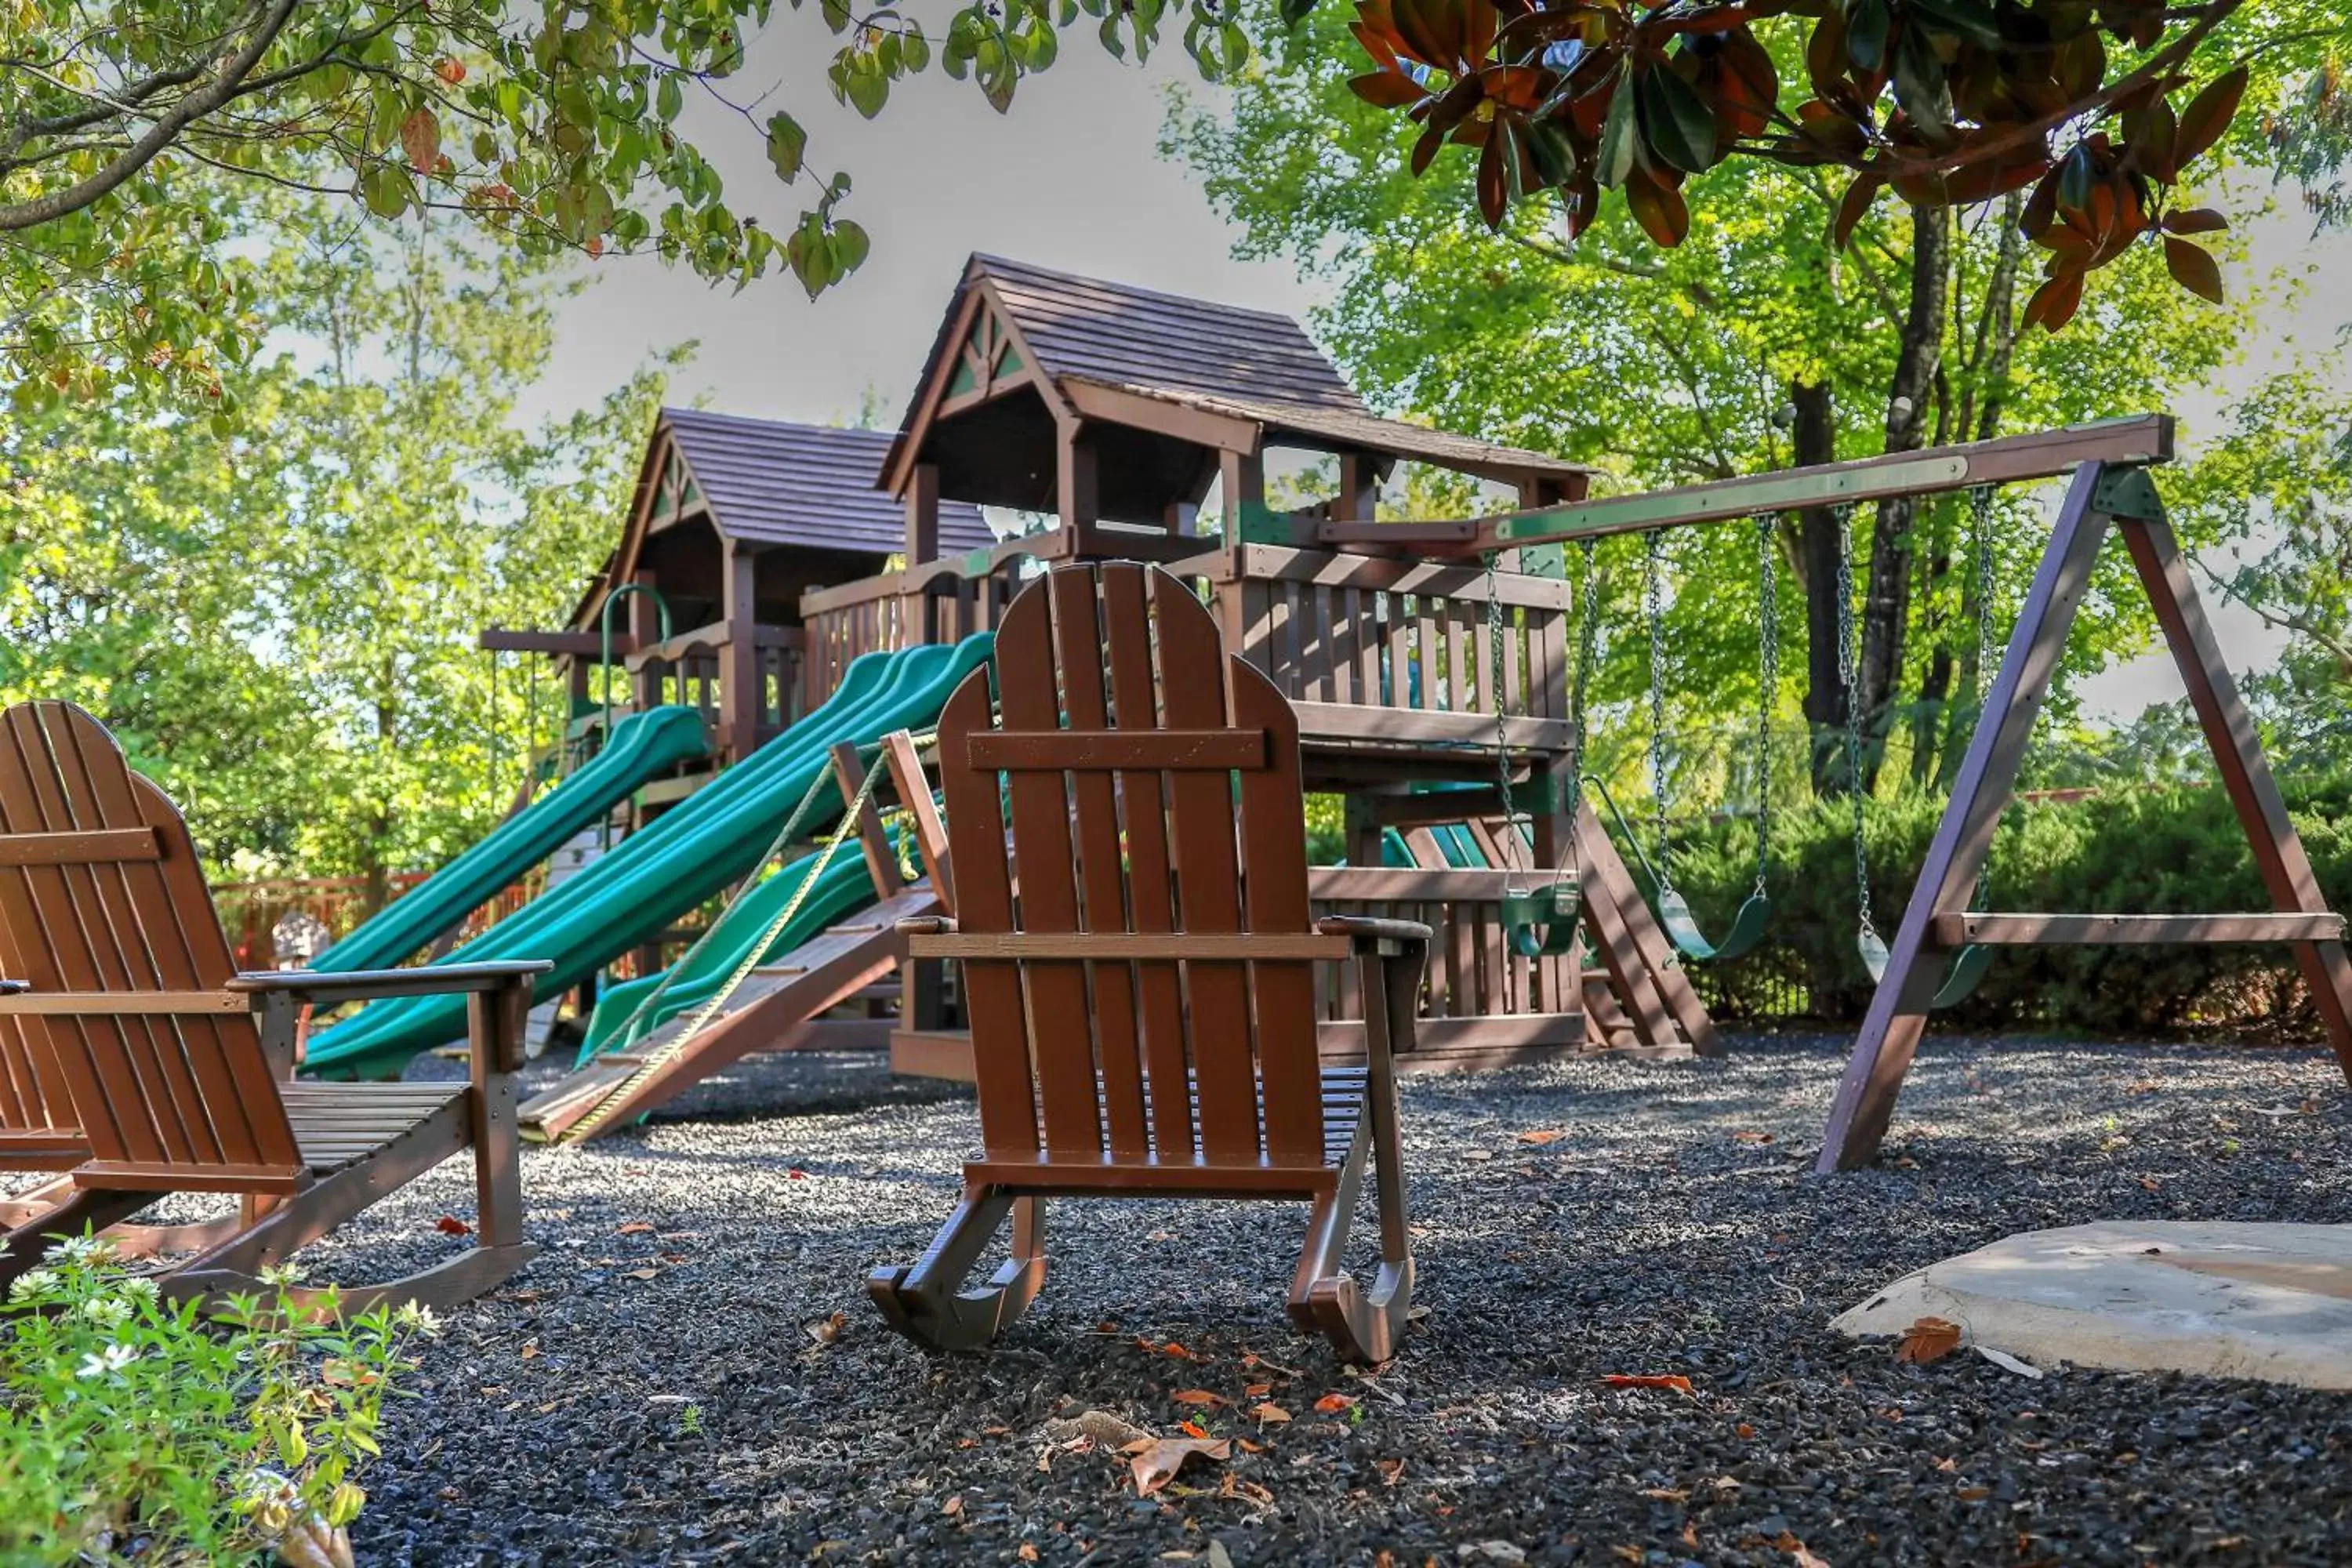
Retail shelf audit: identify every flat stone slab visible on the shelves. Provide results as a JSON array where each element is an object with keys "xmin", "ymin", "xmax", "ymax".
[{"xmin": 1835, "ymin": 1221, "xmax": 2352, "ymax": 1389}]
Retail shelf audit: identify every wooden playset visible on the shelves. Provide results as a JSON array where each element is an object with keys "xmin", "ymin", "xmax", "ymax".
[{"xmin": 7, "ymin": 256, "xmax": 2347, "ymax": 1341}]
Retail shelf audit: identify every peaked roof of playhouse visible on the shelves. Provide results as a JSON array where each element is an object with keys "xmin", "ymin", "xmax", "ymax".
[
  {"xmin": 659, "ymin": 408, "xmax": 993, "ymax": 555},
  {"xmin": 881, "ymin": 254, "xmax": 1587, "ymax": 495}
]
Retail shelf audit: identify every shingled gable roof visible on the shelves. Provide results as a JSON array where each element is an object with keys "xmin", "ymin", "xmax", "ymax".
[
  {"xmin": 883, "ymin": 253, "xmax": 1585, "ymax": 490},
  {"xmin": 662, "ymin": 408, "xmax": 993, "ymax": 555}
]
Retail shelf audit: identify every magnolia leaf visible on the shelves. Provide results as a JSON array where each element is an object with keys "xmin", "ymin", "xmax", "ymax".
[
  {"xmin": 1832, "ymin": 169, "xmax": 1882, "ymax": 249},
  {"xmin": 1348, "ymin": 70, "xmax": 1426, "ymax": 109},
  {"xmin": 766, "ymin": 112, "xmax": 808, "ymax": 182},
  {"xmin": 1624, "ymin": 171, "xmax": 1689, "ymax": 248},
  {"xmin": 2173, "ymin": 65, "xmax": 2247, "ymax": 169},
  {"xmin": 1844, "ymin": 0, "xmax": 1889, "ymax": 74},
  {"xmin": 1595, "ymin": 77, "xmax": 1636, "ymax": 189},
  {"xmin": 2163, "ymin": 235, "xmax": 2223, "ymax": 304},
  {"xmin": 657, "ymin": 73, "xmax": 684, "ymax": 122},
  {"xmin": 1635, "ymin": 64, "xmax": 1718, "ymax": 175},
  {"xmin": 2161, "ymin": 206, "xmax": 2227, "ymax": 235}
]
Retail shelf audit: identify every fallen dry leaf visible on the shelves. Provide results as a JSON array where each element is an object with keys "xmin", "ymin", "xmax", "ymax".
[
  {"xmin": 617, "ymin": 1219, "xmax": 655, "ymax": 1235},
  {"xmin": 1600, "ymin": 1374, "xmax": 1694, "ymax": 1396},
  {"xmin": 1251, "ymin": 1402, "xmax": 1291, "ymax": 1425},
  {"xmin": 1179, "ymin": 1417, "xmax": 1211, "ymax": 1439},
  {"xmin": 1639, "ymin": 1487, "xmax": 1687, "ymax": 1501},
  {"xmin": 1243, "ymin": 1381, "xmax": 1272, "ymax": 1398},
  {"xmin": 620, "ymin": 1268, "xmax": 659, "ymax": 1282},
  {"xmin": 1376, "ymin": 1456, "xmax": 1405, "ymax": 1486},
  {"xmin": 1735, "ymin": 1422, "xmax": 1755, "ymax": 1439},
  {"xmin": 1733, "ymin": 1130, "xmax": 1776, "ymax": 1145},
  {"xmin": 1895, "ymin": 1316, "xmax": 1963, "ymax": 1365},
  {"xmin": 1955, "ymin": 1484, "xmax": 1992, "ymax": 1501},
  {"xmin": 434, "ymin": 1214, "xmax": 473, "ymax": 1236},
  {"xmin": 1170, "ymin": 1388, "xmax": 1229, "ymax": 1406},
  {"xmin": 941, "ymin": 1494, "xmax": 963, "ymax": 1518},
  {"xmin": 1516, "ymin": 1128, "xmax": 1564, "ymax": 1145},
  {"xmin": 1123, "ymin": 1435, "xmax": 1230, "ymax": 1495},
  {"xmin": 1462, "ymin": 1149, "xmax": 1495, "ymax": 1163},
  {"xmin": 1313, "ymin": 1392, "xmax": 1358, "ymax": 1414},
  {"xmin": 1018, "ymin": 1545, "xmax": 1040, "ymax": 1562},
  {"xmin": 517, "ymin": 1343, "xmax": 539, "ymax": 1360},
  {"xmin": 1235, "ymin": 1436, "xmax": 1265, "ymax": 1454},
  {"xmin": 806, "ymin": 1311, "xmax": 845, "ymax": 1345}
]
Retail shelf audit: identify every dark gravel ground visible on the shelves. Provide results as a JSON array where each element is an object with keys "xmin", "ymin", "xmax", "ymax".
[{"xmin": 240, "ymin": 1035, "xmax": 2352, "ymax": 1564}]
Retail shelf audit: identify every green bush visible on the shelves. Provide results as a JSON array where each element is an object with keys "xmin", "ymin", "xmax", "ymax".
[
  {"xmin": 0, "ymin": 1236, "xmax": 432, "ymax": 1566},
  {"xmin": 1654, "ymin": 778, "xmax": 2352, "ymax": 1036}
]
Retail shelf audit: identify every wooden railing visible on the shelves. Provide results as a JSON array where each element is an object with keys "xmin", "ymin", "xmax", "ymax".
[
  {"xmin": 627, "ymin": 622, "xmax": 803, "ymax": 753},
  {"xmin": 1181, "ymin": 543, "xmax": 1573, "ymax": 750},
  {"xmin": 800, "ymin": 533, "xmax": 1076, "ymax": 709}
]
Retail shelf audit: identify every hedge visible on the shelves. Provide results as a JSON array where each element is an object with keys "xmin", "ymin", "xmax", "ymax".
[{"xmin": 1653, "ymin": 779, "xmax": 2352, "ymax": 1038}]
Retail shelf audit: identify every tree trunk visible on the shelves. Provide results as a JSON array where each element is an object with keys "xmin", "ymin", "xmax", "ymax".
[
  {"xmin": 1856, "ymin": 204, "xmax": 1951, "ymax": 793},
  {"xmin": 1937, "ymin": 198, "xmax": 2027, "ymax": 789},
  {"xmin": 1791, "ymin": 377, "xmax": 1848, "ymax": 796}
]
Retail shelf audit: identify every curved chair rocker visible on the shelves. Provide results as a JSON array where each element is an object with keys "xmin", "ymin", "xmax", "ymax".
[
  {"xmin": 868, "ymin": 563, "xmax": 1431, "ymax": 1363},
  {"xmin": 0, "ymin": 700, "xmax": 547, "ymax": 1314}
]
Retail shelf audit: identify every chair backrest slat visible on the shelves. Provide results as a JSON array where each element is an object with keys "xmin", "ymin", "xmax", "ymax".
[
  {"xmin": 937, "ymin": 564, "xmax": 1324, "ymax": 1170},
  {"xmin": 0, "ymin": 703, "xmax": 297, "ymax": 1173}
]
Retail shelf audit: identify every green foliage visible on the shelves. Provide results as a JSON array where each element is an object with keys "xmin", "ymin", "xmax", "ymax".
[
  {"xmin": 0, "ymin": 1236, "xmax": 433, "ymax": 1565},
  {"xmin": 1658, "ymin": 779, "xmax": 2352, "ymax": 1037},
  {"xmin": 0, "ymin": 0, "xmax": 1254, "ymax": 398},
  {"xmin": 1322, "ymin": 0, "xmax": 2318, "ymax": 325},
  {"xmin": 1167, "ymin": 5, "xmax": 2341, "ymax": 801},
  {"xmin": 0, "ymin": 195, "xmax": 670, "ymax": 889}
]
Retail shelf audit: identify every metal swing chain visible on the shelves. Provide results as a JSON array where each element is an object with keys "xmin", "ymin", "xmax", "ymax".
[
  {"xmin": 1835, "ymin": 501, "xmax": 1878, "ymax": 949},
  {"xmin": 1753, "ymin": 514, "xmax": 1780, "ymax": 899},
  {"xmin": 1564, "ymin": 537, "xmax": 1600, "ymax": 855},
  {"xmin": 1482, "ymin": 550, "xmax": 1523, "ymax": 851},
  {"xmin": 1642, "ymin": 529, "xmax": 1675, "ymax": 897},
  {"xmin": 1967, "ymin": 483, "xmax": 1997, "ymax": 911}
]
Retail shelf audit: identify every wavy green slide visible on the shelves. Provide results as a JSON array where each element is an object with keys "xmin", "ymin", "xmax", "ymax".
[
  {"xmin": 574, "ymin": 846, "xmax": 880, "ymax": 1065},
  {"xmin": 304, "ymin": 636, "xmax": 993, "ymax": 1080},
  {"xmin": 312, "ymin": 706, "xmax": 711, "ymax": 976}
]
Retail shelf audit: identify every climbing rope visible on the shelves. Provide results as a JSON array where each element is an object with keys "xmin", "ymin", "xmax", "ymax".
[{"xmin": 559, "ymin": 733, "xmax": 927, "ymax": 1142}]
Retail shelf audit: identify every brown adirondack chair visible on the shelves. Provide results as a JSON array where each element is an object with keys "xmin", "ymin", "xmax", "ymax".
[
  {"xmin": 868, "ymin": 563, "xmax": 1430, "ymax": 1363},
  {"xmin": 0, "ymin": 700, "xmax": 547, "ymax": 1312}
]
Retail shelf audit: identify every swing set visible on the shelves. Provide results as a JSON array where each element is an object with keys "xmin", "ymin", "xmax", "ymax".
[{"xmin": 1324, "ymin": 414, "xmax": 2352, "ymax": 1169}]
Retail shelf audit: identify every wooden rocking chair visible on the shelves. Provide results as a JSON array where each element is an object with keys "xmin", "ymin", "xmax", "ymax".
[
  {"xmin": 0, "ymin": 700, "xmax": 547, "ymax": 1312},
  {"xmin": 868, "ymin": 564, "xmax": 1430, "ymax": 1363}
]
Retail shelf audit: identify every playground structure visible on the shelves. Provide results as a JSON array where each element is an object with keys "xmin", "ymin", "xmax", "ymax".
[{"xmin": 30, "ymin": 255, "xmax": 2325, "ymax": 1189}]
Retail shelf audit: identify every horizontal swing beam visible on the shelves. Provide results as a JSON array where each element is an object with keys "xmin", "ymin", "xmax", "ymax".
[
  {"xmin": 1315, "ymin": 416, "xmax": 2175, "ymax": 556},
  {"xmin": 1932, "ymin": 911, "xmax": 2347, "ymax": 946}
]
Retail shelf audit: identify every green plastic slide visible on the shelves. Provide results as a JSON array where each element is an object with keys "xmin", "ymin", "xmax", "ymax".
[
  {"xmin": 312, "ymin": 705, "xmax": 710, "ymax": 976},
  {"xmin": 303, "ymin": 635, "xmax": 993, "ymax": 1079},
  {"xmin": 574, "ymin": 847, "xmax": 880, "ymax": 1065}
]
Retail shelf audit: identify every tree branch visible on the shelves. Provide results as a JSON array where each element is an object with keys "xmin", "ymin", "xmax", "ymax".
[{"xmin": 0, "ymin": 0, "xmax": 302, "ymax": 231}]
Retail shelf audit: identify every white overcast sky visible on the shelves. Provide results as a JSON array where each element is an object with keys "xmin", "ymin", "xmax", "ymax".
[{"xmin": 534, "ymin": 11, "xmax": 2352, "ymax": 721}]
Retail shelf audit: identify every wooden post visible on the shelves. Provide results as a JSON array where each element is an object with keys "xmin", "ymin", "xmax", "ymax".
[
  {"xmin": 720, "ymin": 539, "xmax": 760, "ymax": 763},
  {"xmin": 1220, "ymin": 449, "xmax": 1265, "ymax": 543},
  {"xmin": 1058, "ymin": 430, "xmax": 1099, "ymax": 553},
  {"xmin": 831, "ymin": 741, "xmax": 902, "ymax": 902},
  {"xmin": 906, "ymin": 463, "xmax": 941, "ymax": 567},
  {"xmin": 2115, "ymin": 508, "xmax": 2352, "ymax": 1075},
  {"xmin": 1335, "ymin": 452, "xmax": 1378, "ymax": 523},
  {"xmin": 468, "ymin": 979, "xmax": 529, "ymax": 1249},
  {"xmin": 629, "ymin": 570, "xmax": 662, "ymax": 713}
]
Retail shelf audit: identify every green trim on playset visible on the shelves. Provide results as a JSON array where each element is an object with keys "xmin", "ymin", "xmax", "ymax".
[{"xmin": 1494, "ymin": 455, "xmax": 1972, "ymax": 542}]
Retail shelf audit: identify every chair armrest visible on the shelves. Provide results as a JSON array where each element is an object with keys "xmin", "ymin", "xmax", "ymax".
[
  {"xmin": 227, "ymin": 960, "xmax": 551, "ymax": 1007},
  {"xmin": 1315, "ymin": 915, "xmax": 1433, "ymax": 953},
  {"xmin": 898, "ymin": 915, "xmax": 958, "ymax": 940}
]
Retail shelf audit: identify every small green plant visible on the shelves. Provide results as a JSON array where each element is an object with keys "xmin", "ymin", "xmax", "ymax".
[
  {"xmin": 0, "ymin": 1234, "xmax": 437, "ymax": 1566},
  {"xmin": 677, "ymin": 1403, "xmax": 703, "ymax": 1437}
]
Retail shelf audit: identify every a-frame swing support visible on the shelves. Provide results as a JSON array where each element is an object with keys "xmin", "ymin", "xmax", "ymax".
[
  {"xmin": 1334, "ymin": 412, "xmax": 2352, "ymax": 1171},
  {"xmin": 1817, "ymin": 459, "xmax": 2352, "ymax": 1171}
]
